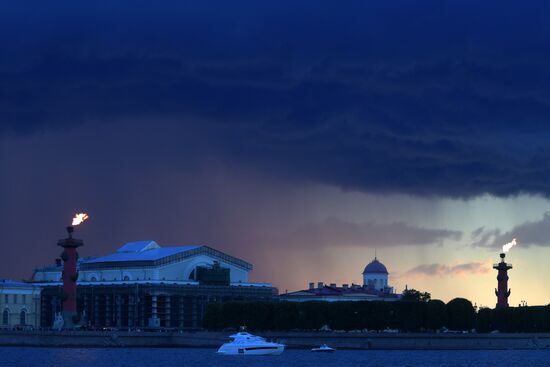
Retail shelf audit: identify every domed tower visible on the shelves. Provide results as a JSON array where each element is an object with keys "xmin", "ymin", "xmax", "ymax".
[{"xmin": 363, "ymin": 257, "xmax": 390, "ymax": 292}]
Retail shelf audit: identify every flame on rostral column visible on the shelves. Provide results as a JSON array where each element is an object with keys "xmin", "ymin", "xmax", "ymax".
[
  {"xmin": 502, "ymin": 238, "xmax": 517, "ymax": 254},
  {"xmin": 72, "ymin": 213, "xmax": 89, "ymax": 226}
]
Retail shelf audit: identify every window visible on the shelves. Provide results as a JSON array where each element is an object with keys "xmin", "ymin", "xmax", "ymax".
[
  {"xmin": 4, "ymin": 295, "xmax": 7, "ymax": 304},
  {"xmin": 21, "ymin": 295, "xmax": 26, "ymax": 304},
  {"xmin": 19, "ymin": 310, "xmax": 26, "ymax": 325},
  {"xmin": 2, "ymin": 309, "xmax": 8, "ymax": 325},
  {"xmin": 13, "ymin": 295, "xmax": 17, "ymax": 304}
]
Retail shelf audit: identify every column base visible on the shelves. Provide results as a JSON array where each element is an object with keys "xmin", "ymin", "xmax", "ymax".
[
  {"xmin": 61, "ymin": 311, "xmax": 81, "ymax": 329},
  {"xmin": 148, "ymin": 317, "xmax": 160, "ymax": 329}
]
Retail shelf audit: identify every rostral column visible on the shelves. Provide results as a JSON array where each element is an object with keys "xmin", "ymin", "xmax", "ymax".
[{"xmin": 57, "ymin": 214, "xmax": 87, "ymax": 327}]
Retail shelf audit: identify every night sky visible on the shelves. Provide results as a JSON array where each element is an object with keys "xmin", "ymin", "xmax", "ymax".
[{"xmin": 2, "ymin": 1, "xmax": 550, "ymax": 307}]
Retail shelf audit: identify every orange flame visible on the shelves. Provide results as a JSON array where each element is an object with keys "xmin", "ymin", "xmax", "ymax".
[{"xmin": 72, "ymin": 213, "xmax": 89, "ymax": 226}]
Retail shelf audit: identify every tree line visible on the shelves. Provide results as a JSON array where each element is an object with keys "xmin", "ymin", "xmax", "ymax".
[{"xmin": 203, "ymin": 298, "xmax": 550, "ymax": 333}]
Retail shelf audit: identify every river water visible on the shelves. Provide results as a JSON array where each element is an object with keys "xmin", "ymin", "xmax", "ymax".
[{"xmin": 1, "ymin": 347, "xmax": 550, "ymax": 367}]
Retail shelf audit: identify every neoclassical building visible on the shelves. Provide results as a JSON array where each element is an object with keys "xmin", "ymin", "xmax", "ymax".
[
  {"xmin": 0, "ymin": 280, "xmax": 42, "ymax": 329},
  {"xmin": 33, "ymin": 240, "xmax": 274, "ymax": 328},
  {"xmin": 281, "ymin": 257, "xmax": 398, "ymax": 302},
  {"xmin": 362, "ymin": 257, "xmax": 394, "ymax": 294},
  {"xmin": 34, "ymin": 240, "xmax": 251, "ymax": 284}
]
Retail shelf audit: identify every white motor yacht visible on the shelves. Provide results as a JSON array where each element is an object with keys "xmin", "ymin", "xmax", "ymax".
[
  {"xmin": 311, "ymin": 344, "xmax": 336, "ymax": 352},
  {"xmin": 217, "ymin": 331, "xmax": 285, "ymax": 355}
]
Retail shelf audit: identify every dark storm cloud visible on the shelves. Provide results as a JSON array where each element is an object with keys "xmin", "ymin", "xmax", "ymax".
[
  {"xmin": 398, "ymin": 261, "xmax": 491, "ymax": 278},
  {"xmin": 283, "ymin": 218, "xmax": 462, "ymax": 249},
  {"xmin": 2, "ymin": 1, "xmax": 550, "ymax": 197},
  {"xmin": 0, "ymin": 121, "xmax": 466, "ymax": 282},
  {"xmin": 472, "ymin": 212, "xmax": 550, "ymax": 248}
]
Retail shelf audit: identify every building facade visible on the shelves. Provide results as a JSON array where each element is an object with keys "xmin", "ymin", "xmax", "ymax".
[
  {"xmin": 33, "ymin": 240, "xmax": 275, "ymax": 328},
  {"xmin": 281, "ymin": 257, "xmax": 399, "ymax": 302},
  {"xmin": 33, "ymin": 240, "xmax": 251, "ymax": 284},
  {"xmin": 40, "ymin": 282, "xmax": 273, "ymax": 329},
  {"xmin": 0, "ymin": 280, "xmax": 41, "ymax": 329},
  {"xmin": 362, "ymin": 257, "xmax": 394, "ymax": 294}
]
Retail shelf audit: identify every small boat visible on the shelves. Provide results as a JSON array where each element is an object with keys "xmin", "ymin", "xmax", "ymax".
[
  {"xmin": 217, "ymin": 331, "xmax": 285, "ymax": 356},
  {"xmin": 311, "ymin": 344, "xmax": 336, "ymax": 352}
]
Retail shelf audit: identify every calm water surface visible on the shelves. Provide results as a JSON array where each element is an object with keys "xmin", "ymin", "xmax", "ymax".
[{"xmin": 1, "ymin": 347, "xmax": 549, "ymax": 367}]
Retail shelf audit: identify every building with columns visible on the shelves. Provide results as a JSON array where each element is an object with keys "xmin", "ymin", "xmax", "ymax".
[
  {"xmin": 33, "ymin": 240, "xmax": 251, "ymax": 284},
  {"xmin": 33, "ymin": 241, "xmax": 274, "ymax": 328}
]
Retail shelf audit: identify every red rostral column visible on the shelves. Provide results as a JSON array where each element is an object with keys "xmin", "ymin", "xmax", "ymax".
[
  {"xmin": 493, "ymin": 252, "xmax": 512, "ymax": 308},
  {"xmin": 58, "ymin": 225, "xmax": 84, "ymax": 327}
]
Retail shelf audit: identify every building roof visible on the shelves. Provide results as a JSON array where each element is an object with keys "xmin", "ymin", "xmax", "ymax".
[
  {"xmin": 362, "ymin": 258, "xmax": 388, "ymax": 274},
  {"xmin": 79, "ymin": 242, "xmax": 253, "ymax": 271},
  {"xmin": 36, "ymin": 257, "xmax": 93, "ymax": 272},
  {"xmin": 116, "ymin": 240, "xmax": 161, "ymax": 253},
  {"xmin": 83, "ymin": 242, "xmax": 201, "ymax": 264},
  {"xmin": 0, "ymin": 279, "xmax": 39, "ymax": 288},
  {"xmin": 31, "ymin": 280, "xmax": 271, "ymax": 288},
  {"xmin": 282, "ymin": 284, "xmax": 399, "ymax": 300}
]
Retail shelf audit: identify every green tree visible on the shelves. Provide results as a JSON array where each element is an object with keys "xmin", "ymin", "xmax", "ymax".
[
  {"xmin": 394, "ymin": 301, "xmax": 425, "ymax": 332},
  {"xmin": 425, "ymin": 299, "xmax": 447, "ymax": 331},
  {"xmin": 272, "ymin": 302, "xmax": 299, "ymax": 330},
  {"xmin": 446, "ymin": 298, "xmax": 475, "ymax": 330},
  {"xmin": 297, "ymin": 301, "xmax": 329, "ymax": 330},
  {"xmin": 475, "ymin": 307, "xmax": 493, "ymax": 333},
  {"xmin": 401, "ymin": 288, "xmax": 431, "ymax": 302}
]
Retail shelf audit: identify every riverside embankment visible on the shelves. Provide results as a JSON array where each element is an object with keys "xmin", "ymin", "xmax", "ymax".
[{"xmin": 1, "ymin": 330, "xmax": 549, "ymax": 350}]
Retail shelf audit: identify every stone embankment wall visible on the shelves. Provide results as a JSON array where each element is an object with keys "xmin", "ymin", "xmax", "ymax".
[{"xmin": 0, "ymin": 330, "xmax": 549, "ymax": 350}]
